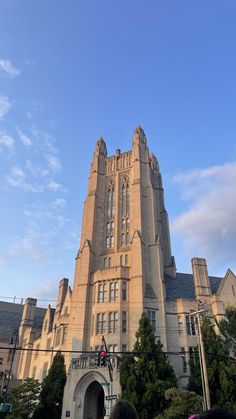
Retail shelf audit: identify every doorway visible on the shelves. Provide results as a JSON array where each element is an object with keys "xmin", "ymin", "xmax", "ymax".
[{"xmin": 83, "ymin": 380, "xmax": 105, "ymax": 419}]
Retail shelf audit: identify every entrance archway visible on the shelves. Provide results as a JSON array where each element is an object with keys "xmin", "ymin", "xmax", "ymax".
[{"xmin": 83, "ymin": 380, "xmax": 105, "ymax": 419}]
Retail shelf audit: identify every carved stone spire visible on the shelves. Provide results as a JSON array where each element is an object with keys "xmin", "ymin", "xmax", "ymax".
[
  {"xmin": 132, "ymin": 125, "xmax": 147, "ymax": 146},
  {"xmin": 149, "ymin": 153, "xmax": 159, "ymax": 171},
  {"xmin": 95, "ymin": 137, "xmax": 107, "ymax": 157}
]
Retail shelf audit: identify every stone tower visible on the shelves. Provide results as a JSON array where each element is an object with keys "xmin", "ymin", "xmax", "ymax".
[
  {"xmin": 69, "ymin": 126, "xmax": 175, "ymax": 355},
  {"xmin": 62, "ymin": 126, "xmax": 176, "ymax": 418}
]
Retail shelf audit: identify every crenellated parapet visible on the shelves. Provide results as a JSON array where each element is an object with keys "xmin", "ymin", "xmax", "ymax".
[{"xmin": 106, "ymin": 150, "xmax": 132, "ymax": 173}]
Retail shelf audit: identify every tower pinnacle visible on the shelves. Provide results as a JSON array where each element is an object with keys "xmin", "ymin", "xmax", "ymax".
[
  {"xmin": 95, "ymin": 137, "xmax": 107, "ymax": 157},
  {"xmin": 132, "ymin": 125, "xmax": 147, "ymax": 146}
]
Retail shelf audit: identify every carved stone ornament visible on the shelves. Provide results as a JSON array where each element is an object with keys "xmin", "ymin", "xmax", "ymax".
[
  {"xmin": 132, "ymin": 125, "xmax": 147, "ymax": 145},
  {"xmin": 95, "ymin": 137, "xmax": 107, "ymax": 156}
]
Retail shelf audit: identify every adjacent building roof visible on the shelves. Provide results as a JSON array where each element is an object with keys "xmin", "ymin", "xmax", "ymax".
[
  {"xmin": 0, "ymin": 300, "xmax": 47, "ymax": 343},
  {"xmin": 0, "ymin": 301, "xmax": 23, "ymax": 342},
  {"xmin": 164, "ymin": 272, "xmax": 223, "ymax": 300}
]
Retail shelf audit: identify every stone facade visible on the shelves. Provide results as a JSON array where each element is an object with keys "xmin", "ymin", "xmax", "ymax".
[{"xmin": 1, "ymin": 126, "xmax": 236, "ymax": 419}]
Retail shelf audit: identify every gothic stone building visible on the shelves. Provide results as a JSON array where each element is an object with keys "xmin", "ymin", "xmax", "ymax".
[{"xmin": 3, "ymin": 126, "xmax": 236, "ymax": 419}]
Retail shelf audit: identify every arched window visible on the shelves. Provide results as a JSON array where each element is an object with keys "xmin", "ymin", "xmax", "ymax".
[
  {"xmin": 120, "ymin": 255, "xmax": 124, "ymax": 266},
  {"xmin": 106, "ymin": 179, "xmax": 115, "ymax": 248},
  {"xmin": 121, "ymin": 176, "xmax": 130, "ymax": 247},
  {"xmin": 125, "ymin": 254, "xmax": 128, "ymax": 265},
  {"xmin": 107, "ymin": 183, "xmax": 115, "ymax": 218}
]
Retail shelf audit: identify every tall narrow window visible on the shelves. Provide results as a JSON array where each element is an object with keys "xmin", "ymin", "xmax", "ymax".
[
  {"xmin": 186, "ymin": 315, "xmax": 196, "ymax": 336},
  {"xmin": 98, "ymin": 283, "xmax": 106, "ymax": 303},
  {"xmin": 106, "ymin": 179, "xmax": 115, "ymax": 248},
  {"xmin": 109, "ymin": 281, "xmax": 118, "ymax": 301},
  {"xmin": 108, "ymin": 312, "xmax": 118, "ymax": 333},
  {"xmin": 96, "ymin": 313, "xmax": 106, "ymax": 334},
  {"xmin": 42, "ymin": 362, "xmax": 48, "ymax": 380},
  {"xmin": 122, "ymin": 281, "xmax": 127, "ymax": 301},
  {"xmin": 62, "ymin": 327, "xmax": 68, "ymax": 344},
  {"xmin": 55, "ymin": 328, "xmax": 61, "ymax": 346},
  {"xmin": 122, "ymin": 311, "xmax": 127, "ymax": 332},
  {"xmin": 121, "ymin": 176, "xmax": 130, "ymax": 246},
  {"xmin": 147, "ymin": 310, "xmax": 156, "ymax": 332},
  {"xmin": 178, "ymin": 315, "xmax": 182, "ymax": 335},
  {"xmin": 181, "ymin": 347, "xmax": 187, "ymax": 373}
]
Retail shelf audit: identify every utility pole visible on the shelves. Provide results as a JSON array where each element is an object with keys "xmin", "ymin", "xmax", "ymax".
[
  {"xmin": 2, "ymin": 329, "xmax": 18, "ymax": 414},
  {"xmin": 190, "ymin": 306, "xmax": 211, "ymax": 411}
]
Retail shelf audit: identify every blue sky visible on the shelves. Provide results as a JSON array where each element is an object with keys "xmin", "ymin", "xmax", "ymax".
[{"xmin": 0, "ymin": 1, "xmax": 236, "ymax": 306}]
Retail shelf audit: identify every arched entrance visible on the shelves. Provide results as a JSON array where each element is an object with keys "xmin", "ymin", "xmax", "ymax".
[{"xmin": 83, "ymin": 380, "xmax": 105, "ymax": 419}]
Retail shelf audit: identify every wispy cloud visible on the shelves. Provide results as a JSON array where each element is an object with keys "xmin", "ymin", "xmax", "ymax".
[
  {"xmin": 3, "ymin": 122, "xmax": 64, "ymax": 193},
  {"xmin": 47, "ymin": 180, "xmax": 65, "ymax": 192},
  {"xmin": 171, "ymin": 162, "xmax": 236, "ymax": 273},
  {"xmin": 0, "ymin": 131, "xmax": 15, "ymax": 153},
  {"xmin": 45, "ymin": 154, "xmax": 62, "ymax": 172},
  {"xmin": 16, "ymin": 126, "xmax": 32, "ymax": 147},
  {"xmin": 10, "ymin": 198, "xmax": 79, "ymax": 264},
  {"xmin": 6, "ymin": 166, "xmax": 43, "ymax": 192},
  {"xmin": 0, "ymin": 96, "xmax": 11, "ymax": 120},
  {"xmin": 0, "ymin": 59, "xmax": 21, "ymax": 78}
]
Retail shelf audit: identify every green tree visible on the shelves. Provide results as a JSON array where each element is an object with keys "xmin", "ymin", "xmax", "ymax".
[
  {"xmin": 33, "ymin": 352, "xmax": 66, "ymax": 419},
  {"xmin": 120, "ymin": 313, "xmax": 177, "ymax": 419},
  {"xmin": 5, "ymin": 378, "xmax": 41, "ymax": 419},
  {"xmin": 156, "ymin": 388, "xmax": 202, "ymax": 419},
  {"xmin": 188, "ymin": 317, "xmax": 236, "ymax": 413},
  {"xmin": 217, "ymin": 305, "xmax": 236, "ymax": 356}
]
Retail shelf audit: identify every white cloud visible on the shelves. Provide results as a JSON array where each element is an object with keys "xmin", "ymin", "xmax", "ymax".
[
  {"xmin": 10, "ymin": 198, "xmax": 74, "ymax": 265},
  {"xmin": 171, "ymin": 162, "xmax": 236, "ymax": 272},
  {"xmin": 31, "ymin": 125, "xmax": 63, "ymax": 175},
  {"xmin": 47, "ymin": 180, "xmax": 64, "ymax": 192},
  {"xmin": 7, "ymin": 166, "xmax": 43, "ymax": 192},
  {"xmin": 0, "ymin": 96, "xmax": 11, "ymax": 120},
  {"xmin": 11, "ymin": 233, "xmax": 47, "ymax": 262},
  {"xmin": 0, "ymin": 131, "xmax": 15, "ymax": 153},
  {"xmin": 0, "ymin": 59, "xmax": 21, "ymax": 78},
  {"xmin": 25, "ymin": 160, "xmax": 49, "ymax": 178},
  {"xmin": 16, "ymin": 126, "xmax": 32, "ymax": 147},
  {"xmin": 46, "ymin": 154, "xmax": 62, "ymax": 172}
]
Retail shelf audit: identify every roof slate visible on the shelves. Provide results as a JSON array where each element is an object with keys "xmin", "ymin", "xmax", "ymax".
[
  {"xmin": 0, "ymin": 301, "xmax": 47, "ymax": 343},
  {"xmin": 0, "ymin": 301, "xmax": 23, "ymax": 342},
  {"xmin": 164, "ymin": 272, "xmax": 223, "ymax": 300}
]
